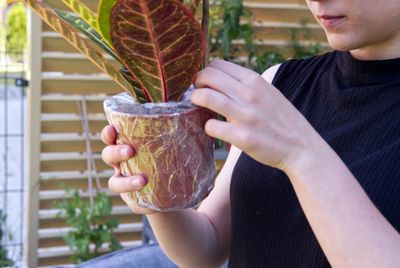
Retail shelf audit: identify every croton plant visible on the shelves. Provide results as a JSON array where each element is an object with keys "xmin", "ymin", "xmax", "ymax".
[{"xmin": 25, "ymin": 0, "xmax": 208, "ymax": 103}]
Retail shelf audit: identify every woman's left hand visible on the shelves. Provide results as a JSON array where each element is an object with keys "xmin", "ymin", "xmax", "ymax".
[{"xmin": 192, "ymin": 59, "xmax": 322, "ymax": 172}]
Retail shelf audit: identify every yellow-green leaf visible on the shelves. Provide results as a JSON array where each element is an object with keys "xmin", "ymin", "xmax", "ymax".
[
  {"xmin": 61, "ymin": 0, "xmax": 99, "ymax": 31},
  {"xmin": 25, "ymin": 0, "xmax": 137, "ymax": 99},
  {"xmin": 54, "ymin": 8, "xmax": 119, "ymax": 61},
  {"xmin": 97, "ymin": 0, "xmax": 117, "ymax": 47}
]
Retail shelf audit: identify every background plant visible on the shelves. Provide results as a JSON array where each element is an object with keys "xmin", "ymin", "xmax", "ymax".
[
  {"xmin": 5, "ymin": 2, "xmax": 27, "ymax": 62},
  {"xmin": 209, "ymin": 0, "xmax": 255, "ymax": 64},
  {"xmin": 0, "ymin": 210, "xmax": 14, "ymax": 267},
  {"xmin": 252, "ymin": 23, "xmax": 324, "ymax": 73},
  {"xmin": 55, "ymin": 189, "xmax": 122, "ymax": 264},
  {"xmin": 209, "ymin": 1, "xmax": 324, "ymax": 73}
]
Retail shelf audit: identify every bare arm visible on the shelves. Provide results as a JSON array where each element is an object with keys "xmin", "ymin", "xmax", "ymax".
[
  {"xmin": 147, "ymin": 145, "xmax": 241, "ymax": 268},
  {"xmin": 265, "ymin": 64, "xmax": 400, "ymax": 267},
  {"xmin": 286, "ymin": 139, "xmax": 400, "ymax": 268}
]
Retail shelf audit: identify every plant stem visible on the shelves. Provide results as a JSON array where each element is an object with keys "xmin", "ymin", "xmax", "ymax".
[{"xmin": 202, "ymin": 0, "xmax": 209, "ymax": 67}]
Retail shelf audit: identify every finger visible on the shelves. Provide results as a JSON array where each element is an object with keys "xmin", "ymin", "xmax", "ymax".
[
  {"xmin": 195, "ymin": 66, "xmax": 243, "ymax": 99},
  {"xmin": 108, "ymin": 174, "xmax": 147, "ymax": 193},
  {"xmin": 209, "ymin": 59, "xmax": 259, "ymax": 83},
  {"xmin": 102, "ymin": 145, "xmax": 135, "ymax": 167},
  {"xmin": 204, "ymin": 119, "xmax": 245, "ymax": 147},
  {"xmin": 101, "ymin": 125, "xmax": 117, "ymax": 145},
  {"xmin": 191, "ymin": 88, "xmax": 242, "ymax": 121}
]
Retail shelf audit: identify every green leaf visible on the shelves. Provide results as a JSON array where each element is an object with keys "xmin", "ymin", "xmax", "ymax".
[
  {"xmin": 97, "ymin": 0, "xmax": 117, "ymax": 47},
  {"xmin": 61, "ymin": 0, "xmax": 99, "ymax": 31},
  {"xmin": 25, "ymin": 0, "xmax": 138, "ymax": 99},
  {"xmin": 54, "ymin": 8, "xmax": 119, "ymax": 61},
  {"xmin": 120, "ymin": 68, "xmax": 148, "ymax": 103},
  {"xmin": 106, "ymin": 218, "xmax": 119, "ymax": 229},
  {"xmin": 110, "ymin": 236, "xmax": 123, "ymax": 251},
  {"xmin": 0, "ymin": 210, "xmax": 13, "ymax": 266},
  {"xmin": 100, "ymin": 230, "xmax": 111, "ymax": 243},
  {"xmin": 110, "ymin": 0, "xmax": 204, "ymax": 102},
  {"xmin": 181, "ymin": 0, "xmax": 201, "ymax": 14}
]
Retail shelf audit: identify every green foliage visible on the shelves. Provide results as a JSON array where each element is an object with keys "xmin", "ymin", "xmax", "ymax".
[
  {"xmin": 61, "ymin": 0, "xmax": 99, "ymax": 31},
  {"xmin": 0, "ymin": 211, "xmax": 14, "ymax": 267},
  {"xmin": 55, "ymin": 189, "xmax": 122, "ymax": 264},
  {"xmin": 289, "ymin": 20, "xmax": 324, "ymax": 59},
  {"xmin": 54, "ymin": 8, "xmax": 119, "ymax": 61},
  {"xmin": 253, "ymin": 51, "xmax": 286, "ymax": 74},
  {"xmin": 209, "ymin": 0, "xmax": 255, "ymax": 62},
  {"xmin": 97, "ymin": 0, "xmax": 117, "ymax": 46},
  {"xmin": 209, "ymin": 1, "xmax": 324, "ymax": 73},
  {"xmin": 0, "ymin": 23, "xmax": 4, "ymax": 51},
  {"xmin": 253, "ymin": 24, "xmax": 324, "ymax": 73},
  {"xmin": 6, "ymin": 3, "xmax": 27, "ymax": 62},
  {"xmin": 179, "ymin": 0, "xmax": 201, "ymax": 14}
]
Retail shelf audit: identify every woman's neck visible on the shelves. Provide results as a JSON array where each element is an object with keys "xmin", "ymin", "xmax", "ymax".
[{"xmin": 350, "ymin": 33, "xmax": 400, "ymax": 61}]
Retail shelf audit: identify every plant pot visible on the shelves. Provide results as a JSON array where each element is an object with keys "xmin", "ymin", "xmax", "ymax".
[{"xmin": 104, "ymin": 92, "xmax": 216, "ymax": 211}]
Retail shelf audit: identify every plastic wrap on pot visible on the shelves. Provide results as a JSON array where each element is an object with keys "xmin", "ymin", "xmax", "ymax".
[{"xmin": 104, "ymin": 92, "xmax": 216, "ymax": 211}]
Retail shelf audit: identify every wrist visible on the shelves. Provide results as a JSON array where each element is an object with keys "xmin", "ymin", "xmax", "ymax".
[{"xmin": 283, "ymin": 136, "xmax": 331, "ymax": 181}]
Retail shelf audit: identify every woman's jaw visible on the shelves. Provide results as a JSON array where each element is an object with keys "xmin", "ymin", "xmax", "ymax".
[
  {"xmin": 306, "ymin": 0, "xmax": 400, "ymax": 60},
  {"xmin": 326, "ymin": 29, "xmax": 400, "ymax": 61}
]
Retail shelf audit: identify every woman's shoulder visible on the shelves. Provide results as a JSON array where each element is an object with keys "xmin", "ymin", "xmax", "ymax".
[
  {"xmin": 273, "ymin": 50, "xmax": 337, "ymax": 82},
  {"xmin": 261, "ymin": 51, "xmax": 336, "ymax": 97},
  {"xmin": 261, "ymin": 64, "xmax": 281, "ymax": 83}
]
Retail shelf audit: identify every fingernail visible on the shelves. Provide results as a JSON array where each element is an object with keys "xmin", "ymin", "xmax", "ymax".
[
  {"xmin": 131, "ymin": 178, "xmax": 142, "ymax": 187},
  {"xmin": 120, "ymin": 148, "xmax": 130, "ymax": 157}
]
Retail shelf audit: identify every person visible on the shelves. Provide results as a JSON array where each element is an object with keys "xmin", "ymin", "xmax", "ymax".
[{"xmin": 101, "ymin": 0, "xmax": 400, "ymax": 267}]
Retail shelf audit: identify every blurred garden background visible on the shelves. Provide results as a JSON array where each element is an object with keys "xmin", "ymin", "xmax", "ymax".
[{"xmin": 0, "ymin": 0, "xmax": 328, "ymax": 267}]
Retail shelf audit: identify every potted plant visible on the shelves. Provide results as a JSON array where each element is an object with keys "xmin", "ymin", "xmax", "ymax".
[{"xmin": 25, "ymin": 0, "xmax": 216, "ymax": 211}]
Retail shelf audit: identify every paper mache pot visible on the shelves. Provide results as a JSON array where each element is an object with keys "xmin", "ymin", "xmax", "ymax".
[{"xmin": 104, "ymin": 92, "xmax": 216, "ymax": 211}]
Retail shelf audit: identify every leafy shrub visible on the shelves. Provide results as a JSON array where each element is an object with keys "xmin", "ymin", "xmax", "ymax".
[
  {"xmin": 209, "ymin": 0, "xmax": 255, "ymax": 63},
  {"xmin": 0, "ymin": 211, "xmax": 14, "ymax": 267},
  {"xmin": 6, "ymin": 3, "xmax": 27, "ymax": 61},
  {"xmin": 209, "ymin": 1, "xmax": 324, "ymax": 73},
  {"xmin": 55, "ymin": 189, "xmax": 122, "ymax": 264},
  {"xmin": 253, "ymin": 23, "xmax": 324, "ymax": 73}
]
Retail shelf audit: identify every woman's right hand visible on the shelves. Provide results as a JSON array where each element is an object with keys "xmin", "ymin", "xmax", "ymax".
[{"xmin": 101, "ymin": 125, "xmax": 158, "ymax": 214}]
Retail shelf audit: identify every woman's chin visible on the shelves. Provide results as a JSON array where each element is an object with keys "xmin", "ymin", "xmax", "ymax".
[{"xmin": 326, "ymin": 35, "xmax": 361, "ymax": 52}]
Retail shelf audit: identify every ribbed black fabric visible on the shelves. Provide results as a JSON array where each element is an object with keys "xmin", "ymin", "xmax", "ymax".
[{"xmin": 228, "ymin": 51, "xmax": 400, "ymax": 268}]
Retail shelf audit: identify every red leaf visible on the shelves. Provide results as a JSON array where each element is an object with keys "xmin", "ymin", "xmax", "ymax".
[
  {"xmin": 111, "ymin": 0, "xmax": 204, "ymax": 102},
  {"xmin": 110, "ymin": 0, "xmax": 205, "ymax": 102}
]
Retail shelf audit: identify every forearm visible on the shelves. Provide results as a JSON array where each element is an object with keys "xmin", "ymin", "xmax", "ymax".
[
  {"xmin": 286, "ymin": 139, "xmax": 400, "ymax": 268},
  {"xmin": 147, "ymin": 209, "xmax": 225, "ymax": 268}
]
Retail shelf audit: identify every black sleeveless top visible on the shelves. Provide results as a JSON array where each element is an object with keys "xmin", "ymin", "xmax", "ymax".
[{"xmin": 228, "ymin": 51, "xmax": 400, "ymax": 267}]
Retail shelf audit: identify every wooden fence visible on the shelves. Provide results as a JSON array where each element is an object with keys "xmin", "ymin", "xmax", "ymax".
[{"xmin": 26, "ymin": 0, "xmax": 326, "ymax": 266}]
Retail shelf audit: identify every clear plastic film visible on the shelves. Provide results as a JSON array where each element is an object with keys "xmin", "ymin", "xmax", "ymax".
[{"xmin": 104, "ymin": 91, "xmax": 216, "ymax": 211}]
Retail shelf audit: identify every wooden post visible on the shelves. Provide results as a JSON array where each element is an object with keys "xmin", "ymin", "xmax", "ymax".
[
  {"xmin": 25, "ymin": 9, "xmax": 42, "ymax": 268},
  {"xmin": 202, "ymin": 0, "xmax": 209, "ymax": 67}
]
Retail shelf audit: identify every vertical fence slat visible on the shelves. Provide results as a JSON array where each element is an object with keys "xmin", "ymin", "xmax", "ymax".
[{"xmin": 25, "ymin": 9, "xmax": 42, "ymax": 268}]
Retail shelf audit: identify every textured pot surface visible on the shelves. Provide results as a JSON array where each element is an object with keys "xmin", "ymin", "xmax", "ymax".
[{"xmin": 104, "ymin": 93, "xmax": 216, "ymax": 211}]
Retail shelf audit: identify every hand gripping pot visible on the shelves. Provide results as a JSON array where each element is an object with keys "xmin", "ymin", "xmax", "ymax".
[{"xmin": 104, "ymin": 92, "xmax": 216, "ymax": 211}]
